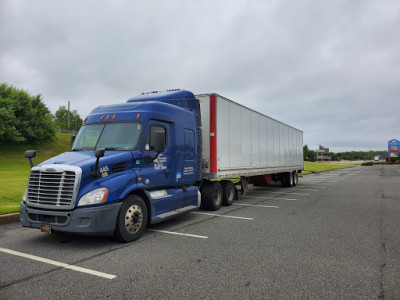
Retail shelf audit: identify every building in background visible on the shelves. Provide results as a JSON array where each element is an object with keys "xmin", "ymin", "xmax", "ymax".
[{"xmin": 315, "ymin": 145, "xmax": 332, "ymax": 161}]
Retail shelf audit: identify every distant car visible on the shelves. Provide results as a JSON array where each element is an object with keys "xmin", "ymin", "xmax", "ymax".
[{"xmin": 374, "ymin": 156, "xmax": 386, "ymax": 164}]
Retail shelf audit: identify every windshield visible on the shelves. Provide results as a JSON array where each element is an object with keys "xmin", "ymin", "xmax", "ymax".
[{"xmin": 71, "ymin": 122, "xmax": 143, "ymax": 151}]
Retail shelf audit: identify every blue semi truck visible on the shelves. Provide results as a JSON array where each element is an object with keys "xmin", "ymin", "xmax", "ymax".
[{"xmin": 20, "ymin": 90, "xmax": 303, "ymax": 242}]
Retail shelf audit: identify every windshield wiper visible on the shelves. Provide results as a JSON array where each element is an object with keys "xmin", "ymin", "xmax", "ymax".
[
  {"xmin": 103, "ymin": 147, "xmax": 119, "ymax": 151},
  {"xmin": 71, "ymin": 148, "xmax": 94, "ymax": 151}
]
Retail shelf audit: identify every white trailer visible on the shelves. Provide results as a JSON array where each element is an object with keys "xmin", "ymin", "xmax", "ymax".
[{"xmin": 196, "ymin": 93, "xmax": 303, "ymax": 210}]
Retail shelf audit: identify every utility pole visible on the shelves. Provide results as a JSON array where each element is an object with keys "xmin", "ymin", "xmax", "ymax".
[
  {"xmin": 68, "ymin": 101, "xmax": 70, "ymax": 130},
  {"xmin": 73, "ymin": 110, "xmax": 77, "ymax": 133}
]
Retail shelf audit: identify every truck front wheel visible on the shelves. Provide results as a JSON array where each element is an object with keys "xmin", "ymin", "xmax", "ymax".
[
  {"xmin": 114, "ymin": 195, "xmax": 148, "ymax": 243},
  {"xmin": 201, "ymin": 182, "xmax": 222, "ymax": 211}
]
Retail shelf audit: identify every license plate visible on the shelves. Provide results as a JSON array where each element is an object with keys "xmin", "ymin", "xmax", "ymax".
[{"xmin": 40, "ymin": 224, "xmax": 51, "ymax": 233}]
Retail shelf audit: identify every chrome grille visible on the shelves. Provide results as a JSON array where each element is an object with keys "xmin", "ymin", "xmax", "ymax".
[{"xmin": 26, "ymin": 165, "xmax": 81, "ymax": 210}]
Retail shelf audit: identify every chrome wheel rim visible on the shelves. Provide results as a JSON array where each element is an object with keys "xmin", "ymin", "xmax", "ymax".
[
  {"xmin": 228, "ymin": 185, "xmax": 234, "ymax": 202},
  {"xmin": 125, "ymin": 204, "xmax": 143, "ymax": 234},
  {"xmin": 214, "ymin": 188, "xmax": 222, "ymax": 206}
]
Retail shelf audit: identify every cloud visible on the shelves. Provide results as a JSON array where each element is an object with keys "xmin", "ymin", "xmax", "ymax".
[{"xmin": 1, "ymin": 0, "xmax": 399, "ymax": 152}]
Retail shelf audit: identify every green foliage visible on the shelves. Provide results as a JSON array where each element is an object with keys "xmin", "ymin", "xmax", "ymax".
[
  {"xmin": 334, "ymin": 150, "xmax": 387, "ymax": 161},
  {"xmin": 303, "ymin": 144, "xmax": 388, "ymax": 162},
  {"xmin": 54, "ymin": 106, "xmax": 83, "ymax": 132},
  {"xmin": 303, "ymin": 161, "xmax": 355, "ymax": 174},
  {"xmin": 303, "ymin": 145, "xmax": 316, "ymax": 162},
  {"xmin": 0, "ymin": 83, "xmax": 56, "ymax": 143}
]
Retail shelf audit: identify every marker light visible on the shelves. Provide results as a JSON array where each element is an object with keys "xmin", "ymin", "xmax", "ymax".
[
  {"xmin": 101, "ymin": 116, "xmax": 104, "ymax": 120},
  {"xmin": 106, "ymin": 115, "xmax": 110, "ymax": 120},
  {"xmin": 112, "ymin": 115, "xmax": 116, "ymax": 120},
  {"xmin": 137, "ymin": 114, "xmax": 140, "ymax": 119}
]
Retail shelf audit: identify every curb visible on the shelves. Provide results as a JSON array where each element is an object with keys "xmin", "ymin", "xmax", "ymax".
[{"xmin": 0, "ymin": 213, "xmax": 20, "ymax": 225}]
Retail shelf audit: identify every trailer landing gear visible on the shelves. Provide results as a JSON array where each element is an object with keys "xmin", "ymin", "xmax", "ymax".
[{"xmin": 239, "ymin": 176, "xmax": 250, "ymax": 195}]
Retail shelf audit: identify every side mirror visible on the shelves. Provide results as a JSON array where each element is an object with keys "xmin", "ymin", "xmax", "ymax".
[
  {"xmin": 154, "ymin": 131, "xmax": 166, "ymax": 153},
  {"xmin": 95, "ymin": 148, "xmax": 105, "ymax": 158},
  {"xmin": 70, "ymin": 136, "xmax": 76, "ymax": 150},
  {"xmin": 92, "ymin": 149, "xmax": 105, "ymax": 178},
  {"xmin": 25, "ymin": 150, "xmax": 37, "ymax": 168}
]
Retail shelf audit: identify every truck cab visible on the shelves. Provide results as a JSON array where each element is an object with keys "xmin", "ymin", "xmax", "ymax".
[{"xmin": 20, "ymin": 90, "xmax": 202, "ymax": 242}]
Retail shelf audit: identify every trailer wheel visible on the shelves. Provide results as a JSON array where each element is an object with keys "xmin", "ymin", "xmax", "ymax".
[
  {"xmin": 293, "ymin": 172, "xmax": 298, "ymax": 186},
  {"xmin": 281, "ymin": 172, "xmax": 293, "ymax": 188},
  {"xmin": 201, "ymin": 182, "xmax": 222, "ymax": 211},
  {"xmin": 281, "ymin": 173, "xmax": 288, "ymax": 187},
  {"xmin": 288, "ymin": 172, "xmax": 294, "ymax": 187},
  {"xmin": 114, "ymin": 195, "xmax": 148, "ymax": 243},
  {"xmin": 221, "ymin": 181, "xmax": 235, "ymax": 206}
]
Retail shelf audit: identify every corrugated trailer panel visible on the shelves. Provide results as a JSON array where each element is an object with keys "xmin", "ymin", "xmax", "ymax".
[{"xmin": 197, "ymin": 94, "xmax": 303, "ymax": 179}]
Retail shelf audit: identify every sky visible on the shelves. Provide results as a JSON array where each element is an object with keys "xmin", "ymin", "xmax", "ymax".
[{"xmin": 1, "ymin": 0, "xmax": 399, "ymax": 152}]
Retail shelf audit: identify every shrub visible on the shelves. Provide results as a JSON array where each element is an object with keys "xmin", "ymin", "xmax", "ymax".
[{"xmin": 0, "ymin": 83, "xmax": 55, "ymax": 143}]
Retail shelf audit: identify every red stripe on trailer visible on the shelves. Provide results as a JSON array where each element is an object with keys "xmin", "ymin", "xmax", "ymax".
[{"xmin": 210, "ymin": 94, "xmax": 217, "ymax": 174}]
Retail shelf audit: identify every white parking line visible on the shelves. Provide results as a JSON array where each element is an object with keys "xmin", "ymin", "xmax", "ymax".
[
  {"xmin": 300, "ymin": 186, "xmax": 326, "ymax": 189},
  {"xmin": 271, "ymin": 192, "xmax": 310, "ymax": 196},
  {"xmin": 233, "ymin": 203, "xmax": 279, "ymax": 208},
  {"xmin": 0, "ymin": 247, "xmax": 116, "ymax": 280},
  {"xmin": 305, "ymin": 180, "xmax": 337, "ymax": 183},
  {"xmin": 241, "ymin": 195, "xmax": 297, "ymax": 201},
  {"xmin": 293, "ymin": 188, "xmax": 318, "ymax": 192},
  {"xmin": 148, "ymin": 229, "xmax": 208, "ymax": 239},
  {"xmin": 191, "ymin": 212, "xmax": 253, "ymax": 220}
]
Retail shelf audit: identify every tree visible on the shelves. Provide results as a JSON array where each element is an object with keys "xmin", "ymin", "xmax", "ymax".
[
  {"xmin": 303, "ymin": 145, "xmax": 316, "ymax": 162},
  {"xmin": 0, "ymin": 83, "xmax": 55, "ymax": 143},
  {"xmin": 54, "ymin": 106, "xmax": 83, "ymax": 132}
]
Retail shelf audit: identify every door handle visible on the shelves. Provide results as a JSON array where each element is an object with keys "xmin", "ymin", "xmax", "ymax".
[{"xmin": 165, "ymin": 169, "xmax": 170, "ymax": 179}]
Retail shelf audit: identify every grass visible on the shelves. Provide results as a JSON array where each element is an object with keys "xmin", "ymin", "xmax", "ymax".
[
  {"xmin": 0, "ymin": 135, "xmax": 356, "ymax": 215},
  {"xmin": 0, "ymin": 133, "xmax": 73, "ymax": 215},
  {"xmin": 302, "ymin": 161, "xmax": 355, "ymax": 174}
]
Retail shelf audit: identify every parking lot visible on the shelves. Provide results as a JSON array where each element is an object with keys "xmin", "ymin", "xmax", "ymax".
[{"xmin": 1, "ymin": 166, "xmax": 400, "ymax": 299}]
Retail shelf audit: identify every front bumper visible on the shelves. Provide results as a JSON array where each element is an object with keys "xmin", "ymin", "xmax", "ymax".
[{"xmin": 20, "ymin": 202, "xmax": 123, "ymax": 236}]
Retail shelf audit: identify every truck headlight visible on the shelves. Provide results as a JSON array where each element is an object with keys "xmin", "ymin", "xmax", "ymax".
[{"xmin": 78, "ymin": 188, "xmax": 108, "ymax": 207}]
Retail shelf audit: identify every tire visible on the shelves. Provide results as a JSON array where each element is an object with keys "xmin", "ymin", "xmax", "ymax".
[
  {"xmin": 114, "ymin": 195, "xmax": 148, "ymax": 243},
  {"xmin": 201, "ymin": 181, "xmax": 223, "ymax": 211},
  {"xmin": 293, "ymin": 172, "xmax": 298, "ymax": 186},
  {"xmin": 281, "ymin": 173, "xmax": 287, "ymax": 187},
  {"xmin": 281, "ymin": 172, "xmax": 293, "ymax": 188},
  {"xmin": 221, "ymin": 181, "xmax": 235, "ymax": 206},
  {"xmin": 288, "ymin": 172, "xmax": 294, "ymax": 187}
]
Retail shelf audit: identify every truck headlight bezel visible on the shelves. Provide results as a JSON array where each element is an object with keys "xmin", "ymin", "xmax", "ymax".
[{"xmin": 78, "ymin": 188, "xmax": 109, "ymax": 207}]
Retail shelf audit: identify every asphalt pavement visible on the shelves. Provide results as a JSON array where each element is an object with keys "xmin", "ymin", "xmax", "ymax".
[{"xmin": 1, "ymin": 166, "xmax": 399, "ymax": 299}]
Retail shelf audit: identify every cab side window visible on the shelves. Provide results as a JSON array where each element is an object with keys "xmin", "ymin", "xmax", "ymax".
[{"xmin": 145, "ymin": 126, "xmax": 166, "ymax": 151}]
